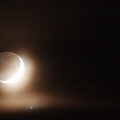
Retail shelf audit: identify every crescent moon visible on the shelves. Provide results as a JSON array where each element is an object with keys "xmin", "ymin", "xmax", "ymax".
[{"xmin": 0, "ymin": 56, "xmax": 24, "ymax": 84}]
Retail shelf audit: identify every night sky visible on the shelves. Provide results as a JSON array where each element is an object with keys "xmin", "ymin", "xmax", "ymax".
[{"xmin": 0, "ymin": 1, "xmax": 119, "ymax": 119}]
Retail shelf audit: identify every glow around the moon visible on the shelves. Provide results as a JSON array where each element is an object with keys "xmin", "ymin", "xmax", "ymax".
[{"xmin": 0, "ymin": 56, "xmax": 24, "ymax": 84}]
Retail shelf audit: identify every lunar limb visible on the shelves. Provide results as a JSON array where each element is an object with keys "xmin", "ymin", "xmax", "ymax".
[{"xmin": 0, "ymin": 52, "xmax": 24, "ymax": 84}]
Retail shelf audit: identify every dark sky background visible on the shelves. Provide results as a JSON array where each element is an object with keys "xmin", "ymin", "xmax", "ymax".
[{"xmin": 0, "ymin": 1, "xmax": 119, "ymax": 118}]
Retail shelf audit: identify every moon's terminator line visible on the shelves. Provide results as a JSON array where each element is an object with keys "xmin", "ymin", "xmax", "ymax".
[{"xmin": 0, "ymin": 54, "xmax": 24, "ymax": 84}]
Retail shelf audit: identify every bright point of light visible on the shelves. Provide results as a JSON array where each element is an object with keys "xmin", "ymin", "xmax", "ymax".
[
  {"xmin": 0, "ymin": 56, "xmax": 24, "ymax": 84},
  {"xmin": 31, "ymin": 107, "xmax": 33, "ymax": 109}
]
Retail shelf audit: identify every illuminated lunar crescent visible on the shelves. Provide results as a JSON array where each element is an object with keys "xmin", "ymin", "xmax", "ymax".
[{"xmin": 0, "ymin": 56, "xmax": 24, "ymax": 84}]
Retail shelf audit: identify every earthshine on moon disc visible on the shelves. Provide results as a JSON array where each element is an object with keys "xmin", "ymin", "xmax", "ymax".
[{"xmin": 0, "ymin": 52, "xmax": 24, "ymax": 84}]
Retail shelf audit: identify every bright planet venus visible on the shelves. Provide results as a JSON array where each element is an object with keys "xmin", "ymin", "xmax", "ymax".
[{"xmin": 0, "ymin": 52, "xmax": 24, "ymax": 84}]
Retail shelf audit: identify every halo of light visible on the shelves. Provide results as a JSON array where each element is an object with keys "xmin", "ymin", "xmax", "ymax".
[{"xmin": 0, "ymin": 56, "xmax": 24, "ymax": 84}]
